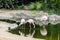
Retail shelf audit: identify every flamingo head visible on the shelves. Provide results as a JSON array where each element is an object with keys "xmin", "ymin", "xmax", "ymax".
[
  {"xmin": 27, "ymin": 19, "xmax": 35, "ymax": 24},
  {"xmin": 19, "ymin": 19, "xmax": 25, "ymax": 26}
]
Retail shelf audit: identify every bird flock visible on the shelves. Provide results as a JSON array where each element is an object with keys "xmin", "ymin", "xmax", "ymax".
[{"xmin": 16, "ymin": 11, "xmax": 49, "ymax": 36}]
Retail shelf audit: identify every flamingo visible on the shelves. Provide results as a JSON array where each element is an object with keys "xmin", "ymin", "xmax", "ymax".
[
  {"xmin": 27, "ymin": 19, "xmax": 35, "ymax": 28},
  {"xmin": 19, "ymin": 18, "xmax": 26, "ymax": 26},
  {"xmin": 40, "ymin": 15, "xmax": 48, "ymax": 36},
  {"xmin": 26, "ymin": 19, "xmax": 35, "ymax": 35},
  {"xmin": 19, "ymin": 18, "xmax": 26, "ymax": 33}
]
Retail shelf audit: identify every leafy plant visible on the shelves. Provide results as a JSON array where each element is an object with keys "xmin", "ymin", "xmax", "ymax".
[
  {"xmin": 28, "ymin": 2, "xmax": 35, "ymax": 10},
  {"xmin": 35, "ymin": 2, "xmax": 42, "ymax": 10},
  {"xmin": 15, "ymin": 5, "xmax": 24, "ymax": 10}
]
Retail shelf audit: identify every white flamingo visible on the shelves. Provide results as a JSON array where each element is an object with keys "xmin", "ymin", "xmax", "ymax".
[
  {"xmin": 19, "ymin": 18, "xmax": 26, "ymax": 26},
  {"xmin": 26, "ymin": 19, "xmax": 35, "ymax": 35},
  {"xmin": 40, "ymin": 15, "xmax": 48, "ymax": 36},
  {"xmin": 27, "ymin": 19, "xmax": 35, "ymax": 28},
  {"xmin": 40, "ymin": 15, "xmax": 48, "ymax": 22},
  {"xmin": 19, "ymin": 18, "xmax": 35, "ymax": 37},
  {"xmin": 19, "ymin": 18, "xmax": 26, "ymax": 33}
]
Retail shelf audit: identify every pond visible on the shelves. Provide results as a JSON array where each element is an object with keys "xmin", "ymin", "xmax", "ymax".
[{"xmin": 9, "ymin": 23, "xmax": 60, "ymax": 40}]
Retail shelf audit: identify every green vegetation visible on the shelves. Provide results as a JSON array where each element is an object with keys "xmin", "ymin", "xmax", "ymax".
[
  {"xmin": 0, "ymin": 0, "xmax": 60, "ymax": 10},
  {"xmin": 0, "ymin": 0, "xmax": 60, "ymax": 15},
  {"xmin": 28, "ymin": 2, "xmax": 42, "ymax": 10},
  {"xmin": 15, "ymin": 5, "xmax": 24, "ymax": 10},
  {"xmin": 28, "ymin": 2, "xmax": 35, "ymax": 10},
  {"xmin": 35, "ymin": 2, "xmax": 42, "ymax": 10}
]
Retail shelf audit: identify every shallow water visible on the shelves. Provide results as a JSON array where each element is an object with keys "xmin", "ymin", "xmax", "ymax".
[{"xmin": 9, "ymin": 23, "xmax": 60, "ymax": 40}]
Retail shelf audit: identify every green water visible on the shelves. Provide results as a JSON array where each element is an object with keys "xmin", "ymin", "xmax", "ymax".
[{"xmin": 9, "ymin": 23, "xmax": 60, "ymax": 40}]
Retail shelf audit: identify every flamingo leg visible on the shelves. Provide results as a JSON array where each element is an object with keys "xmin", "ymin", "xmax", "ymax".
[
  {"xmin": 29, "ymin": 23, "xmax": 31, "ymax": 35},
  {"xmin": 33, "ymin": 23, "xmax": 35, "ymax": 28},
  {"xmin": 23, "ymin": 23, "xmax": 25, "ymax": 36},
  {"xmin": 31, "ymin": 29, "xmax": 35, "ymax": 37}
]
